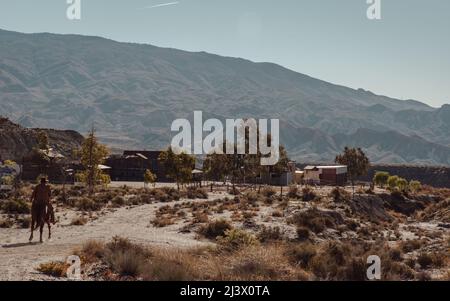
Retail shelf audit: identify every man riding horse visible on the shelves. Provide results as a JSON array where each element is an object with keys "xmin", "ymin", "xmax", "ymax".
[{"xmin": 29, "ymin": 178, "xmax": 55, "ymax": 243}]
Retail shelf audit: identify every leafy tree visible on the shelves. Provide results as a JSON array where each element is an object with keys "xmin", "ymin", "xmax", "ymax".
[
  {"xmin": 144, "ymin": 169, "xmax": 157, "ymax": 188},
  {"xmin": 335, "ymin": 147, "xmax": 370, "ymax": 196},
  {"xmin": 75, "ymin": 127, "xmax": 109, "ymax": 195},
  {"xmin": 409, "ymin": 180, "xmax": 422, "ymax": 193},
  {"xmin": 37, "ymin": 130, "xmax": 49, "ymax": 150},
  {"xmin": 397, "ymin": 178, "xmax": 408, "ymax": 192},
  {"xmin": 159, "ymin": 147, "xmax": 195, "ymax": 190},
  {"xmin": 373, "ymin": 171, "xmax": 390, "ymax": 188},
  {"xmin": 387, "ymin": 175, "xmax": 399, "ymax": 190}
]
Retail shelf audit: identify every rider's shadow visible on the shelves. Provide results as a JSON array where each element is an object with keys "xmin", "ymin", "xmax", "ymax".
[{"xmin": 2, "ymin": 242, "xmax": 42, "ymax": 248}]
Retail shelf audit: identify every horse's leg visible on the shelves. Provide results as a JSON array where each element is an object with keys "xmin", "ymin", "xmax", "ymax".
[
  {"xmin": 29, "ymin": 216, "xmax": 35, "ymax": 242},
  {"xmin": 39, "ymin": 223, "xmax": 44, "ymax": 243},
  {"xmin": 48, "ymin": 222, "xmax": 51, "ymax": 240}
]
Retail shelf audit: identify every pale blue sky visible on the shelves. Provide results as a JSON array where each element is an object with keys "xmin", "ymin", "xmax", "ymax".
[{"xmin": 0, "ymin": 0, "xmax": 449, "ymax": 107}]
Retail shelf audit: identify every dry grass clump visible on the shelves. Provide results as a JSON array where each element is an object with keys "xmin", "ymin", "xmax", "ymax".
[
  {"xmin": 289, "ymin": 208, "xmax": 343, "ymax": 233},
  {"xmin": 198, "ymin": 219, "xmax": 233, "ymax": 239},
  {"xmin": 151, "ymin": 216, "xmax": 175, "ymax": 227},
  {"xmin": 217, "ymin": 229, "xmax": 259, "ymax": 250},
  {"xmin": 261, "ymin": 187, "xmax": 277, "ymax": 198},
  {"xmin": 257, "ymin": 226, "xmax": 284, "ymax": 243},
  {"xmin": 75, "ymin": 197, "xmax": 102, "ymax": 211},
  {"xmin": 329, "ymin": 187, "xmax": 351, "ymax": 202},
  {"xmin": 400, "ymin": 239, "xmax": 424, "ymax": 253},
  {"xmin": 37, "ymin": 261, "xmax": 69, "ymax": 277},
  {"xmin": 287, "ymin": 185, "xmax": 301, "ymax": 199},
  {"xmin": 71, "ymin": 216, "xmax": 88, "ymax": 226},
  {"xmin": 185, "ymin": 187, "xmax": 208, "ymax": 199},
  {"xmin": 301, "ymin": 187, "xmax": 318, "ymax": 202},
  {"xmin": 0, "ymin": 218, "xmax": 14, "ymax": 228}
]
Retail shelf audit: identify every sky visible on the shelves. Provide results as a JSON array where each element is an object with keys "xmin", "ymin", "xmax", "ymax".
[{"xmin": 0, "ymin": 0, "xmax": 449, "ymax": 107}]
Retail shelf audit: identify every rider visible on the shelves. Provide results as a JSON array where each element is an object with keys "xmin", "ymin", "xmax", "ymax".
[{"xmin": 30, "ymin": 178, "xmax": 55, "ymax": 225}]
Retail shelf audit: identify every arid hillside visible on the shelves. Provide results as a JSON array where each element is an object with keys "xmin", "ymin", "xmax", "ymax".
[{"xmin": 0, "ymin": 117, "xmax": 84, "ymax": 161}]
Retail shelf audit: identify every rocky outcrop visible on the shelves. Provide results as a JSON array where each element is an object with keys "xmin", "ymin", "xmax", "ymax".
[{"xmin": 0, "ymin": 117, "xmax": 84, "ymax": 161}]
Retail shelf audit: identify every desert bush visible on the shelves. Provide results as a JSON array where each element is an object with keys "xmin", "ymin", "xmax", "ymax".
[
  {"xmin": 257, "ymin": 226, "xmax": 284, "ymax": 243},
  {"xmin": 18, "ymin": 216, "xmax": 31, "ymax": 229},
  {"xmin": 290, "ymin": 208, "xmax": 340, "ymax": 233},
  {"xmin": 142, "ymin": 255, "xmax": 195, "ymax": 281},
  {"xmin": 287, "ymin": 185, "xmax": 301, "ymax": 199},
  {"xmin": 151, "ymin": 216, "xmax": 175, "ymax": 227},
  {"xmin": 199, "ymin": 219, "xmax": 233, "ymax": 239},
  {"xmin": 75, "ymin": 197, "xmax": 102, "ymax": 211},
  {"xmin": 400, "ymin": 239, "xmax": 423, "ymax": 253},
  {"xmin": 285, "ymin": 243, "xmax": 317, "ymax": 268},
  {"xmin": 262, "ymin": 187, "xmax": 277, "ymax": 198},
  {"xmin": 111, "ymin": 196, "xmax": 126, "ymax": 207},
  {"xmin": 1, "ymin": 199, "xmax": 30, "ymax": 214},
  {"xmin": 81, "ymin": 240, "xmax": 106, "ymax": 262},
  {"xmin": 71, "ymin": 216, "xmax": 88, "ymax": 226},
  {"xmin": 104, "ymin": 237, "xmax": 151, "ymax": 277},
  {"xmin": 218, "ymin": 229, "xmax": 259, "ymax": 250},
  {"xmin": 329, "ymin": 187, "xmax": 350, "ymax": 202},
  {"xmin": 0, "ymin": 218, "xmax": 13, "ymax": 228},
  {"xmin": 296, "ymin": 226, "xmax": 311, "ymax": 241},
  {"xmin": 245, "ymin": 191, "xmax": 264, "ymax": 204},
  {"xmin": 301, "ymin": 187, "xmax": 317, "ymax": 202},
  {"xmin": 409, "ymin": 180, "xmax": 422, "ymax": 193},
  {"xmin": 186, "ymin": 187, "xmax": 208, "ymax": 199},
  {"xmin": 37, "ymin": 261, "xmax": 68, "ymax": 277}
]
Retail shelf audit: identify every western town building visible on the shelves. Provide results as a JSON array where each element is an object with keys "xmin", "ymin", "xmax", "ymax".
[
  {"xmin": 303, "ymin": 165, "xmax": 348, "ymax": 186},
  {"xmin": 104, "ymin": 150, "xmax": 169, "ymax": 182}
]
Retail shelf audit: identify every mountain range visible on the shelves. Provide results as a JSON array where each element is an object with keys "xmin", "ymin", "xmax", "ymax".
[{"xmin": 0, "ymin": 29, "xmax": 449, "ymax": 165}]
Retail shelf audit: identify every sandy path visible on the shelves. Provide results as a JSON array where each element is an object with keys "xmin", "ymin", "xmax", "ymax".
[{"xmin": 0, "ymin": 198, "xmax": 214, "ymax": 281}]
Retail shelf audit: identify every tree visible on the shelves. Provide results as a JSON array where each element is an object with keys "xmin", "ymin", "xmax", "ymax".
[
  {"xmin": 335, "ymin": 147, "xmax": 370, "ymax": 196},
  {"xmin": 373, "ymin": 171, "xmax": 390, "ymax": 188},
  {"xmin": 409, "ymin": 180, "xmax": 421, "ymax": 193},
  {"xmin": 270, "ymin": 145, "xmax": 290, "ymax": 197},
  {"xmin": 76, "ymin": 127, "xmax": 109, "ymax": 195},
  {"xmin": 144, "ymin": 169, "xmax": 157, "ymax": 188},
  {"xmin": 158, "ymin": 147, "xmax": 195, "ymax": 190},
  {"xmin": 397, "ymin": 178, "xmax": 408, "ymax": 192},
  {"xmin": 37, "ymin": 130, "xmax": 49, "ymax": 150},
  {"xmin": 387, "ymin": 175, "xmax": 399, "ymax": 190}
]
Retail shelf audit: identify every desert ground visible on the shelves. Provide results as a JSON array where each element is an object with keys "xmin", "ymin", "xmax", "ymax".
[{"xmin": 0, "ymin": 182, "xmax": 449, "ymax": 281}]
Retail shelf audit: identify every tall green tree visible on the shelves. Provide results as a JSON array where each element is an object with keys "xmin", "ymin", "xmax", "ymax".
[
  {"xmin": 335, "ymin": 147, "xmax": 370, "ymax": 196},
  {"xmin": 76, "ymin": 127, "xmax": 109, "ymax": 195},
  {"xmin": 373, "ymin": 171, "xmax": 390, "ymax": 188},
  {"xmin": 158, "ymin": 147, "xmax": 195, "ymax": 190}
]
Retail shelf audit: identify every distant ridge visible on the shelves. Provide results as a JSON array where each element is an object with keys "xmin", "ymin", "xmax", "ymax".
[{"xmin": 0, "ymin": 29, "xmax": 449, "ymax": 165}]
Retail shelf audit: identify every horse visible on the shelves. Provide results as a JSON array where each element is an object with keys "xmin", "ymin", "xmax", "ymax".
[{"xmin": 29, "ymin": 201, "xmax": 53, "ymax": 243}]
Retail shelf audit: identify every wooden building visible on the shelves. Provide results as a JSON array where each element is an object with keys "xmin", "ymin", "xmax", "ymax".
[
  {"xmin": 304, "ymin": 165, "xmax": 348, "ymax": 186},
  {"xmin": 105, "ymin": 150, "xmax": 169, "ymax": 182}
]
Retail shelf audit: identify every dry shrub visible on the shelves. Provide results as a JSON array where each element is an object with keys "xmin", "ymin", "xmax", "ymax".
[
  {"xmin": 0, "ymin": 218, "xmax": 13, "ymax": 228},
  {"xmin": 296, "ymin": 226, "xmax": 311, "ymax": 241},
  {"xmin": 262, "ymin": 187, "xmax": 277, "ymax": 198},
  {"xmin": 111, "ymin": 196, "xmax": 126, "ymax": 207},
  {"xmin": 226, "ymin": 245, "xmax": 290, "ymax": 280},
  {"xmin": 329, "ymin": 187, "xmax": 351, "ymax": 202},
  {"xmin": 1, "ymin": 199, "xmax": 30, "ymax": 214},
  {"xmin": 290, "ymin": 208, "xmax": 341, "ymax": 233},
  {"xmin": 71, "ymin": 216, "xmax": 88, "ymax": 226},
  {"xmin": 400, "ymin": 239, "xmax": 424, "ymax": 253},
  {"xmin": 301, "ymin": 187, "xmax": 317, "ymax": 202},
  {"xmin": 151, "ymin": 216, "xmax": 175, "ymax": 227},
  {"xmin": 186, "ymin": 187, "xmax": 208, "ymax": 199},
  {"xmin": 142, "ymin": 249, "xmax": 198, "ymax": 281},
  {"xmin": 199, "ymin": 219, "xmax": 233, "ymax": 239},
  {"xmin": 37, "ymin": 261, "xmax": 68, "ymax": 277},
  {"xmin": 218, "ymin": 229, "xmax": 259, "ymax": 250},
  {"xmin": 257, "ymin": 226, "xmax": 284, "ymax": 243},
  {"xmin": 245, "ymin": 191, "xmax": 264, "ymax": 204},
  {"xmin": 287, "ymin": 185, "xmax": 301, "ymax": 199},
  {"xmin": 81, "ymin": 240, "xmax": 106, "ymax": 263},
  {"xmin": 285, "ymin": 243, "xmax": 317, "ymax": 268},
  {"xmin": 75, "ymin": 197, "xmax": 102, "ymax": 211}
]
